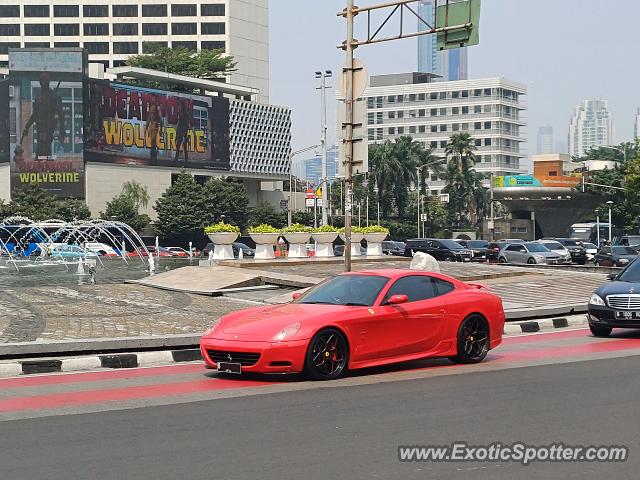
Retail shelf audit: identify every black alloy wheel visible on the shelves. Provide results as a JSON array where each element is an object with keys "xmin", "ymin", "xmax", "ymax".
[
  {"xmin": 304, "ymin": 329, "xmax": 349, "ymax": 380},
  {"xmin": 589, "ymin": 323, "xmax": 612, "ymax": 337},
  {"xmin": 527, "ymin": 257, "xmax": 536, "ymax": 264},
  {"xmin": 498, "ymin": 257, "xmax": 507, "ymax": 263},
  {"xmin": 450, "ymin": 315, "xmax": 490, "ymax": 364}
]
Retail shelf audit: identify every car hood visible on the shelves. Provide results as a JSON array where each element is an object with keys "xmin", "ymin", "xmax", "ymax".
[
  {"xmin": 532, "ymin": 251, "xmax": 559, "ymax": 257},
  {"xmin": 206, "ymin": 303, "xmax": 354, "ymax": 341},
  {"xmin": 596, "ymin": 281, "xmax": 640, "ymax": 297},
  {"xmin": 612, "ymin": 255, "xmax": 638, "ymax": 261}
]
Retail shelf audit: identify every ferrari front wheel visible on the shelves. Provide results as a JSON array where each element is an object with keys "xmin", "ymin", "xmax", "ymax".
[
  {"xmin": 304, "ymin": 328, "xmax": 349, "ymax": 380},
  {"xmin": 450, "ymin": 315, "xmax": 490, "ymax": 364}
]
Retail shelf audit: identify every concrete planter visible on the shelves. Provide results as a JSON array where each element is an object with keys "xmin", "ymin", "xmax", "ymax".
[
  {"xmin": 312, "ymin": 232, "xmax": 339, "ymax": 258},
  {"xmin": 284, "ymin": 232, "xmax": 311, "ymax": 258},
  {"xmin": 207, "ymin": 232, "xmax": 238, "ymax": 260},
  {"xmin": 365, "ymin": 232, "xmax": 388, "ymax": 256},
  {"xmin": 249, "ymin": 232, "xmax": 280, "ymax": 259},
  {"xmin": 340, "ymin": 233, "xmax": 365, "ymax": 257}
]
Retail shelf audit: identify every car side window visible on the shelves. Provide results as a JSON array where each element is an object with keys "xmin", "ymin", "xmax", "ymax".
[
  {"xmin": 432, "ymin": 278, "xmax": 454, "ymax": 296},
  {"xmin": 506, "ymin": 245, "xmax": 520, "ymax": 252},
  {"xmin": 383, "ymin": 275, "xmax": 437, "ymax": 303},
  {"xmin": 601, "ymin": 247, "xmax": 611, "ymax": 254}
]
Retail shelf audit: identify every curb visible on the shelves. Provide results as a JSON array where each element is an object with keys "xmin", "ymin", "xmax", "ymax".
[
  {"xmin": 2, "ymin": 348, "xmax": 202, "ymax": 378},
  {"xmin": 503, "ymin": 315, "xmax": 587, "ymax": 335}
]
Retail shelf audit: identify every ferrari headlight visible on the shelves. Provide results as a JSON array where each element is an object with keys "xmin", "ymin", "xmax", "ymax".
[
  {"xmin": 203, "ymin": 318, "xmax": 222, "ymax": 336},
  {"xmin": 589, "ymin": 293, "xmax": 605, "ymax": 306},
  {"xmin": 272, "ymin": 322, "xmax": 301, "ymax": 342}
]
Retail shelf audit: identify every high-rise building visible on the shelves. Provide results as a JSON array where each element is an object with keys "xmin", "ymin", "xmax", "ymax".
[
  {"xmin": 303, "ymin": 146, "xmax": 338, "ymax": 185},
  {"xmin": 0, "ymin": 0, "xmax": 269, "ymax": 101},
  {"xmin": 568, "ymin": 99, "xmax": 613, "ymax": 158},
  {"xmin": 362, "ymin": 73, "xmax": 527, "ymax": 194},
  {"xmin": 536, "ymin": 126, "xmax": 554, "ymax": 154},
  {"xmin": 634, "ymin": 108, "xmax": 640, "ymax": 140},
  {"xmin": 417, "ymin": 0, "xmax": 468, "ymax": 81}
]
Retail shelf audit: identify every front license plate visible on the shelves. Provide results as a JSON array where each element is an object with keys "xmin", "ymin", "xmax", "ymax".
[
  {"xmin": 217, "ymin": 362, "xmax": 242, "ymax": 374},
  {"xmin": 615, "ymin": 311, "xmax": 640, "ymax": 320}
]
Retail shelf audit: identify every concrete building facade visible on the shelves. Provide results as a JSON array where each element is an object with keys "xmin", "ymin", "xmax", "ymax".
[
  {"xmin": 363, "ymin": 73, "xmax": 527, "ymax": 194},
  {"xmin": 0, "ymin": 0, "xmax": 269, "ymax": 102},
  {"xmin": 536, "ymin": 125, "xmax": 554, "ymax": 154},
  {"xmin": 568, "ymin": 99, "xmax": 613, "ymax": 158}
]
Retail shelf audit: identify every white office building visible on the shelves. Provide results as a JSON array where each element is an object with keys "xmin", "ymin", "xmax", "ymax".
[
  {"xmin": 536, "ymin": 125, "xmax": 554, "ymax": 154},
  {"xmin": 0, "ymin": 0, "xmax": 269, "ymax": 102},
  {"xmin": 568, "ymin": 99, "xmax": 613, "ymax": 158},
  {"xmin": 363, "ymin": 73, "xmax": 527, "ymax": 194}
]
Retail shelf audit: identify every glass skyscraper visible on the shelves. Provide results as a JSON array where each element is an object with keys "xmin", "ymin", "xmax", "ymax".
[{"xmin": 417, "ymin": 0, "xmax": 468, "ymax": 81}]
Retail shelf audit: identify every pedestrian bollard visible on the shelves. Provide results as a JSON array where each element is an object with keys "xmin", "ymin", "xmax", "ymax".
[{"xmin": 88, "ymin": 264, "xmax": 96, "ymax": 284}]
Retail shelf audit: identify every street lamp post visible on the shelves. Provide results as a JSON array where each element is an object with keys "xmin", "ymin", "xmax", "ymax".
[
  {"xmin": 288, "ymin": 145, "xmax": 321, "ymax": 226},
  {"xmin": 315, "ymin": 70, "xmax": 332, "ymax": 226},
  {"xmin": 416, "ymin": 160, "xmax": 446, "ymax": 238},
  {"xmin": 595, "ymin": 144, "xmax": 627, "ymax": 163},
  {"xmin": 595, "ymin": 208, "xmax": 600, "ymax": 247},
  {"xmin": 606, "ymin": 200, "xmax": 613, "ymax": 245}
]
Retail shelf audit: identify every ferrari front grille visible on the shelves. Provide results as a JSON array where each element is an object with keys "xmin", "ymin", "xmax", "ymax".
[{"xmin": 207, "ymin": 350, "xmax": 261, "ymax": 366}]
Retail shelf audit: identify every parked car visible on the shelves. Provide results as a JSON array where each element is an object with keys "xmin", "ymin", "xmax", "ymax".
[
  {"xmin": 498, "ymin": 242, "xmax": 561, "ymax": 265},
  {"xmin": 146, "ymin": 246, "xmax": 177, "ymax": 257},
  {"xmin": 588, "ymin": 259, "xmax": 640, "ymax": 336},
  {"xmin": 382, "ymin": 240, "xmax": 405, "ymax": 256},
  {"xmin": 593, "ymin": 246, "xmax": 638, "ymax": 267},
  {"xmin": 486, "ymin": 241, "xmax": 508, "ymax": 263},
  {"xmin": 50, "ymin": 244, "xmax": 98, "ymax": 259},
  {"xmin": 456, "ymin": 239, "xmax": 489, "ymax": 262},
  {"xmin": 536, "ymin": 240, "xmax": 572, "ymax": 264},
  {"xmin": 84, "ymin": 242, "xmax": 120, "ymax": 257},
  {"xmin": 404, "ymin": 238, "xmax": 473, "ymax": 262},
  {"xmin": 583, "ymin": 242, "xmax": 598, "ymax": 262},
  {"xmin": 498, "ymin": 238, "xmax": 526, "ymax": 244},
  {"xmin": 546, "ymin": 238, "xmax": 588, "ymax": 265},
  {"xmin": 619, "ymin": 235, "xmax": 640, "ymax": 252},
  {"xmin": 166, "ymin": 247, "xmax": 190, "ymax": 257},
  {"xmin": 334, "ymin": 244, "xmax": 367, "ymax": 256},
  {"xmin": 202, "ymin": 242, "xmax": 255, "ymax": 258}
]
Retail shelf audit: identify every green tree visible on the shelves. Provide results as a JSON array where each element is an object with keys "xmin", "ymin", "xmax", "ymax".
[
  {"xmin": 53, "ymin": 199, "xmax": 92, "ymax": 222},
  {"xmin": 201, "ymin": 178, "xmax": 249, "ymax": 231},
  {"xmin": 101, "ymin": 195, "xmax": 151, "ymax": 232},
  {"xmin": 368, "ymin": 141, "xmax": 400, "ymax": 218},
  {"xmin": 10, "ymin": 184, "xmax": 57, "ymax": 220},
  {"xmin": 154, "ymin": 173, "xmax": 205, "ymax": 244},
  {"xmin": 121, "ymin": 180, "xmax": 150, "ymax": 211},
  {"xmin": 249, "ymin": 202, "xmax": 286, "ymax": 228},
  {"xmin": 126, "ymin": 45, "xmax": 236, "ymax": 91}
]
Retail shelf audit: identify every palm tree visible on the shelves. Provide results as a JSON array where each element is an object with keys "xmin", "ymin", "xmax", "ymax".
[
  {"xmin": 445, "ymin": 132, "xmax": 477, "ymax": 175},
  {"xmin": 368, "ymin": 141, "xmax": 399, "ymax": 218}
]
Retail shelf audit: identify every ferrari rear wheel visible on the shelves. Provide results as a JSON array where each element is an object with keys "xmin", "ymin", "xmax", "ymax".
[
  {"xmin": 304, "ymin": 328, "xmax": 349, "ymax": 380},
  {"xmin": 450, "ymin": 315, "xmax": 490, "ymax": 364}
]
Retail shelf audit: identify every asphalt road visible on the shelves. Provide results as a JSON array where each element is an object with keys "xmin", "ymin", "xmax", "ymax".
[{"xmin": 2, "ymin": 335, "xmax": 640, "ymax": 480}]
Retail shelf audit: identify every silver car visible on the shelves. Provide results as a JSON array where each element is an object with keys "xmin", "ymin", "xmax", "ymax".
[
  {"xmin": 537, "ymin": 240, "xmax": 572, "ymax": 264},
  {"xmin": 498, "ymin": 242, "xmax": 561, "ymax": 265}
]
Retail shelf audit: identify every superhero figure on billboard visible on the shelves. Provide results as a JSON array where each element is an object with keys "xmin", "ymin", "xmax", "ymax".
[
  {"xmin": 174, "ymin": 100, "xmax": 191, "ymax": 163},
  {"xmin": 146, "ymin": 96, "xmax": 161, "ymax": 164},
  {"xmin": 21, "ymin": 73, "xmax": 65, "ymax": 158}
]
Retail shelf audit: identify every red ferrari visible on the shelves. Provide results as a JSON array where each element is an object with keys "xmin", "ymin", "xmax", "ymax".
[{"xmin": 200, "ymin": 269, "xmax": 505, "ymax": 380}]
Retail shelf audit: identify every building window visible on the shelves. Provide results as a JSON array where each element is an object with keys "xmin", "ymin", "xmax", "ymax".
[
  {"xmin": 484, "ymin": 105, "xmax": 492, "ymax": 113},
  {"xmin": 172, "ymin": 41, "xmax": 197, "ymax": 50},
  {"xmin": 172, "ymin": 23, "xmax": 197, "ymax": 35},
  {"xmin": 388, "ymin": 111, "xmax": 395, "ymax": 119},
  {"xmin": 440, "ymin": 124, "xmax": 447, "ymax": 132},
  {"xmin": 113, "ymin": 5, "xmax": 138, "ymax": 17},
  {"xmin": 484, "ymin": 138, "xmax": 492, "ymax": 146},
  {"xmin": 461, "ymin": 90, "xmax": 469, "ymax": 98},
  {"xmin": 387, "ymin": 95, "xmax": 395, "ymax": 103},
  {"xmin": 452, "ymin": 124, "xmax": 459, "ymax": 131},
  {"xmin": 439, "ymin": 108, "xmax": 446, "ymax": 116},
  {"xmin": 475, "ymin": 139, "xmax": 481, "ymax": 146},
  {"xmin": 201, "ymin": 4, "xmax": 225, "ymax": 16},
  {"xmin": 24, "ymin": 5, "xmax": 49, "ymax": 17},
  {"xmin": 171, "ymin": 4, "xmax": 197, "ymax": 16},
  {"xmin": 25, "ymin": 24, "xmax": 50, "ymax": 36},
  {"xmin": 142, "ymin": 4, "xmax": 167, "ymax": 17},
  {"xmin": 474, "ymin": 122, "xmax": 481, "ymax": 130},
  {"xmin": 397, "ymin": 95, "xmax": 404, "ymax": 102},
  {"xmin": 452, "ymin": 91, "xmax": 460, "ymax": 99},
  {"xmin": 484, "ymin": 121, "xmax": 491, "ymax": 130},
  {"xmin": 388, "ymin": 127, "xmax": 395, "ymax": 135},
  {"xmin": 84, "ymin": 5, "xmax": 108, "ymax": 17},
  {"xmin": 84, "ymin": 42, "xmax": 109, "ymax": 54},
  {"xmin": 431, "ymin": 125, "xmax": 437, "ymax": 133},
  {"xmin": 142, "ymin": 23, "xmax": 167, "ymax": 35},
  {"xmin": 418, "ymin": 109, "xmax": 425, "ymax": 117},
  {"xmin": 25, "ymin": 42, "xmax": 50, "ymax": 48},
  {"xmin": 474, "ymin": 105, "xmax": 482, "ymax": 113},
  {"xmin": 54, "ymin": 24, "xmax": 80, "ymax": 36},
  {"xmin": 113, "ymin": 60, "xmax": 128, "ymax": 67},
  {"xmin": 474, "ymin": 89, "xmax": 482, "ymax": 96},
  {"xmin": 452, "ymin": 107, "xmax": 459, "ymax": 115},
  {"xmin": 91, "ymin": 60, "xmax": 110, "ymax": 70},
  {"xmin": 398, "ymin": 110, "xmax": 404, "ymax": 119},
  {"xmin": 419, "ymin": 125, "xmax": 426, "ymax": 133},
  {"xmin": 409, "ymin": 126, "xmax": 416, "ymax": 134},
  {"xmin": 84, "ymin": 23, "xmax": 109, "ymax": 36},
  {"xmin": 113, "ymin": 42, "xmax": 139, "ymax": 54},
  {"xmin": 484, "ymin": 88, "xmax": 491, "ymax": 96},
  {"xmin": 430, "ymin": 108, "xmax": 437, "ymax": 116},
  {"xmin": 548, "ymin": 171, "xmax": 558, "ymax": 176},
  {"xmin": 0, "ymin": 42, "xmax": 20, "ymax": 54},
  {"xmin": 462, "ymin": 106, "xmax": 469, "ymax": 114},
  {"xmin": 54, "ymin": 5, "xmax": 79, "ymax": 17},
  {"xmin": 142, "ymin": 41, "xmax": 168, "ymax": 52},
  {"xmin": 440, "ymin": 140, "xmax": 447, "ymax": 148},
  {"xmin": 201, "ymin": 22, "xmax": 225, "ymax": 34},
  {"xmin": 113, "ymin": 23, "xmax": 138, "ymax": 36},
  {"xmin": 397, "ymin": 126, "xmax": 404, "ymax": 134},
  {"xmin": 430, "ymin": 141, "xmax": 437, "ymax": 148},
  {"xmin": 0, "ymin": 25, "xmax": 20, "ymax": 36},
  {"xmin": 0, "ymin": 6, "xmax": 19, "ymax": 17},
  {"xmin": 418, "ymin": 93, "xmax": 425, "ymax": 101},
  {"xmin": 54, "ymin": 42, "xmax": 79, "ymax": 47},
  {"xmin": 409, "ymin": 94, "xmax": 416, "ymax": 102},
  {"xmin": 429, "ymin": 92, "xmax": 437, "ymax": 100}
]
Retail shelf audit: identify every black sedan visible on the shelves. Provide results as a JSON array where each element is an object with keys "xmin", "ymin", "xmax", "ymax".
[
  {"xmin": 593, "ymin": 246, "xmax": 638, "ymax": 267},
  {"xmin": 456, "ymin": 239, "xmax": 489, "ymax": 262},
  {"xmin": 549, "ymin": 238, "xmax": 588, "ymax": 264},
  {"xmin": 404, "ymin": 238, "xmax": 473, "ymax": 262},
  {"xmin": 381, "ymin": 240, "xmax": 405, "ymax": 256},
  {"xmin": 588, "ymin": 257, "xmax": 640, "ymax": 336}
]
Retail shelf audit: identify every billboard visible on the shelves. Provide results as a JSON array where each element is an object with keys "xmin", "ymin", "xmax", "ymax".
[
  {"xmin": 85, "ymin": 82, "xmax": 230, "ymax": 170},
  {"xmin": 8, "ymin": 50, "xmax": 86, "ymax": 198},
  {"xmin": 493, "ymin": 174, "xmax": 581, "ymax": 189}
]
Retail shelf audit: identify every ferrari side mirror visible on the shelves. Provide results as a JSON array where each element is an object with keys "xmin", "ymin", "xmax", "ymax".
[
  {"xmin": 292, "ymin": 292, "xmax": 302, "ymax": 300},
  {"xmin": 385, "ymin": 294, "xmax": 409, "ymax": 305}
]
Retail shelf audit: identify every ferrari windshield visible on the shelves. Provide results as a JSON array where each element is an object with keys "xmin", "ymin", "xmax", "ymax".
[{"xmin": 296, "ymin": 274, "xmax": 389, "ymax": 306}]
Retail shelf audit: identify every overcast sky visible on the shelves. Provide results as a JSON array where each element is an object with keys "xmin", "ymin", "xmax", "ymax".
[{"xmin": 269, "ymin": 0, "xmax": 639, "ymax": 159}]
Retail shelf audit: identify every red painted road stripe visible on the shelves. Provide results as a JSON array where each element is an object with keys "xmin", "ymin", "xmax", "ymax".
[
  {"xmin": 0, "ymin": 363, "xmax": 203, "ymax": 390},
  {"xmin": 505, "ymin": 337, "xmax": 640, "ymax": 360},
  {"xmin": 0, "ymin": 377, "xmax": 271, "ymax": 413},
  {"xmin": 503, "ymin": 328, "xmax": 590, "ymax": 345}
]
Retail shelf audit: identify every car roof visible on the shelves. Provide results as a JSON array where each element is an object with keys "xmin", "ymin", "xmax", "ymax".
[{"xmin": 345, "ymin": 269, "xmax": 461, "ymax": 284}]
